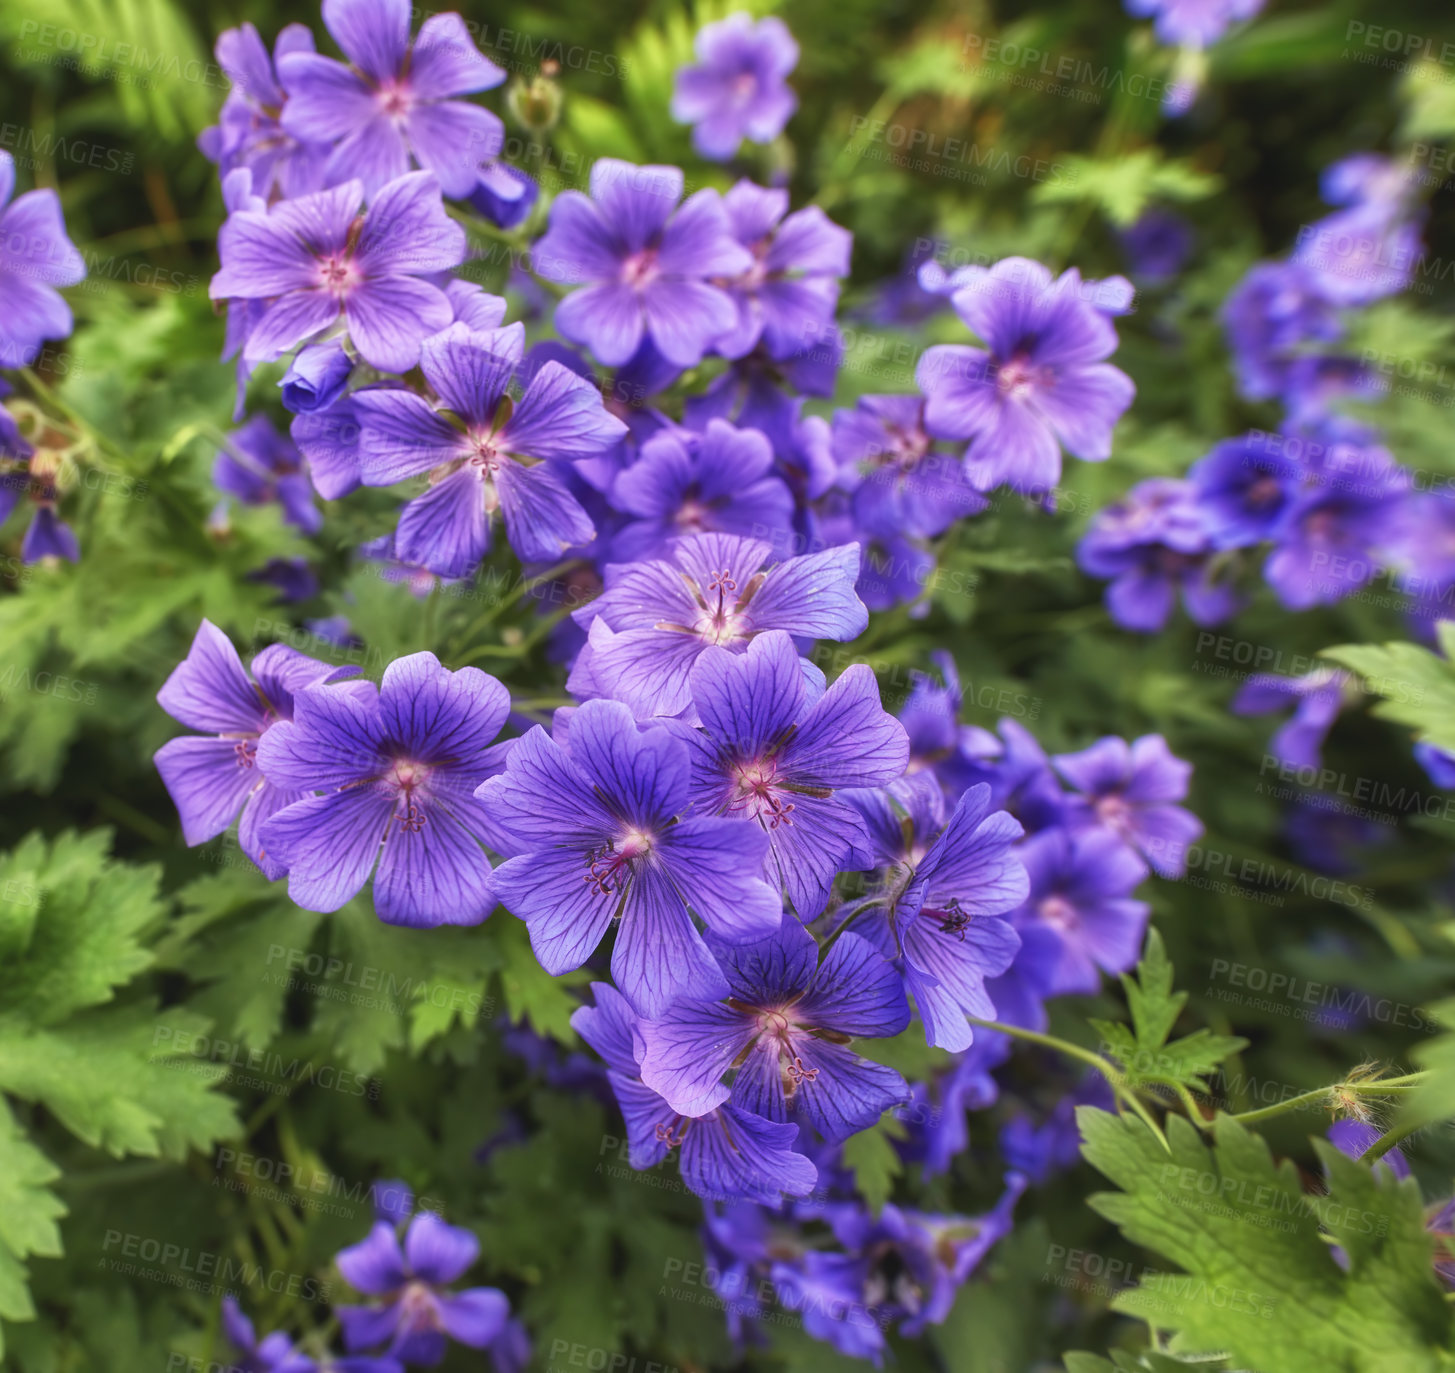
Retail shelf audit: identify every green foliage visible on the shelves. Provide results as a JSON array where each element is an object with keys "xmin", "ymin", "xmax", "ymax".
[
  {"xmin": 0, "ymin": 831, "xmax": 237, "ymax": 1353},
  {"xmin": 1079, "ymin": 1109, "xmax": 1454, "ymax": 1372},
  {"xmin": 1090, "ymin": 931, "xmax": 1247, "ymax": 1095},
  {"xmin": 1323, "ymin": 628, "xmax": 1455, "ymax": 756}
]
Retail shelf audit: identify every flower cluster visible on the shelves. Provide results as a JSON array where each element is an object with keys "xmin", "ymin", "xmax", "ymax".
[
  {"xmin": 1079, "ymin": 153, "xmax": 1452, "ymax": 634},
  {"xmin": 0, "ymin": 151, "xmax": 88, "ymax": 562},
  {"xmin": 219, "ymin": 1180, "xmax": 527, "ymax": 1371}
]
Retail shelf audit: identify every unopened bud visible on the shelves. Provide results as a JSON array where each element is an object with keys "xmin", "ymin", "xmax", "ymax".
[{"xmin": 507, "ymin": 69, "xmax": 563, "ymax": 133}]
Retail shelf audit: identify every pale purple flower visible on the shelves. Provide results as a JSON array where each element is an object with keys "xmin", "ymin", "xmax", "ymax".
[
  {"xmin": 279, "ymin": 0, "xmax": 506, "ymax": 198},
  {"xmin": 533, "ymin": 158, "xmax": 752, "ymax": 368},
  {"xmin": 210, "ymin": 171, "xmax": 466, "ymax": 373},
  {"xmin": 916, "ymin": 257, "xmax": 1134, "ymax": 494},
  {"xmin": 0, "ymin": 151, "xmax": 87, "ymax": 368},
  {"xmin": 671, "ymin": 14, "xmax": 799, "ymax": 160}
]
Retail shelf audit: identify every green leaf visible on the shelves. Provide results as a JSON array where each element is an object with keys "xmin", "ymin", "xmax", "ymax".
[
  {"xmin": 494, "ymin": 917, "xmax": 587, "ymax": 1044},
  {"xmin": 1089, "ymin": 931, "xmax": 1246, "ymax": 1093},
  {"xmin": 1322, "ymin": 640, "xmax": 1455, "ymax": 755},
  {"xmin": 841, "ymin": 1111, "xmax": 906, "ymax": 1212},
  {"xmin": 0, "ymin": 1101, "xmax": 65, "ymax": 1335},
  {"xmin": 1078, "ymin": 1109, "xmax": 1454, "ymax": 1371},
  {"xmin": 1034, "ymin": 149, "xmax": 1220, "ymax": 226}
]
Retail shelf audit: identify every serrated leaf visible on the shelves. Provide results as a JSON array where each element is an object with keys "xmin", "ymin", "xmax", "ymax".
[
  {"xmin": 0, "ymin": 1101, "xmax": 65, "ymax": 1330},
  {"xmin": 1322, "ymin": 640, "xmax": 1455, "ymax": 756},
  {"xmin": 841, "ymin": 1111, "xmax": 906, "ymax": 1212},
  {"xmin": 1078, "ymin": 1108, "xmax": 1454, "ymax": 1372}
]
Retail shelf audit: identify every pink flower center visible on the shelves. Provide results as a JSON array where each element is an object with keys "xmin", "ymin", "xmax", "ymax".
[
  {"xmin": 995, "ymin": 353, "xmax": 1044, "ymax": 401},
  {"xmin": 1094, "ymin": 793, "xmax": 1132, "ymax": 833},
  {"xmin": 732, "ymin": 71, "xmax": 758, "ymax": 102},
  {"xmin": 317, "ymin": 253, "xmax": 361, "ymax": 299},
  {"xmin": 621, "ymin": 248, "xmax": 660, "ymax": 289},
  {"xmin": 397, "ymin": 1280, "xmax": 442, "ymax": 1333},
  {"xmin": 729, "ymin": 759, "xmax": 796, "ymax": 828},
  {"xmin": 390, "ymin": 760, "xmax": 432, "ymax": 833},
  {"xmin": 1038, "ymin": 894, "xmax": 1077, "ymax": 931},
  {"xmin": 583, "ymin": 828, "xmax": 654, "ymax": 897},
  {"xmin": 377, "ymin": 78, "xmax": 415, "ymax": 120}
]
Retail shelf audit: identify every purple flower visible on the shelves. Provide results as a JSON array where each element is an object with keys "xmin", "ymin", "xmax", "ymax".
[
  {"xmin": 847, "ymin": 784, "xmax": 1028, "ymax": 1051},
  {"xmin": 336, "ymin": 1210, "xmax": 508, "ymax": 1365},
  {"xmin": 1000, "ymin": 1075, "xmax": 1114, "ymax": 1183},
  {"xmin": 1187, "ymin": 434, "xmax": 1303, "ymax": 548},
  {"xmin": 0, "ymin": 151, "xmax": 86, "ymax": 369},
  {"xmin": 1222, "ymin": 262, "xmax": 1341, "ymax": 403},
  {"xmin": 353, "ymin": 322, "xmax": 627, "ymax": 576},
  {"xmin": 1293, "ymin": 207, "xmax": 1423, "ymax": 307},
  {"xmin": 1326, "ymin": 1119, "xmax": 1410, "ymax": 1179},
  {"xmin": 1232, "ymin": 668, "xmax": 1349, "ymax": 771},
  {"xmin": 210, "ymin": 171, "xmax": 467, "ymax": 373},
  {"xmin": 713, "ymin": 181, "xmax": 849, "ymax": 361},
  {"xmin": 1264, "ymin": 443, "xmax": 1408, "ymax": 609},
  {"xmin": 670, "ymin": 14, "xmax": 798, "ymax": 160},
  {"xmin": 533, "ymin": 158, "xmax": 752, "ymax": 368},
  {"xmin": 609, "ymin": 418, "xmax": 794, "ymax": 562},
  {"xmin": 638, "ymin": 918, "xmax": 910, "ymax": 1139},
  {"xmin": 900, "ymin": 1030, "xmax": 1009, "ymax": 1177},
  {"xmin": 477, "ymin": 698, "xmax": 783, "ymax": 1016},
  {"xmin": 572, "ymin": 980, "xmax": 819, "ymax": 1204},
  {"xmin": 279, "ymin": 0, "xmax": 505, "ymax": 198},
  {"xmin": 1416, "ymin": 742, "xmax": 1455, "ymax": 790},
  {"xmin": 214, "ymin": 414, "xmax": 321, "ymax": 534},
  {"xmin": 568, "ymin": 532, "xmax": 868, "ymax": 720},
  {"xmin": 680, "ymin": 631, "xmax": 909, "ymax": 917},
  {"xmin": 281, "ymin": 337, "xmax": 355, "ymax": 414},
  {"xmin": 257, "ymin": 651, "xmax": 508, "ymax": 926},
  {"xmin": 831, "ymin": 394, "xmax": 987, "ymax": 539},
  {"xmin": 1013, "ymin": 828, "xmax": 1150, "ymax": 996},
  {"xmin": 1077, "ymin": 478, "xmax": 1239, "ymax": 633},
  {"xmin": 221, "ymin": 1294, "xmax": 320, "ymax": 1373},
  {"xmin": 916, "ymin": 257, "xmax": 1134, "ymax": 494},
  {"xmin": 467, "ymin": 162, "xmax": 539, "ymax": 230},
  {"xmin": 1124, "ymin": 0, "xmax": 1264, "ymax": 48},
  {"xmin": 1053, "ymin": 733, "xmax": 1201, "ymax": 878},
  {"xmin": 199, "ymin": 24, "xmax": 330, "ymax": 201},
  {"xmin": 895, "ymin": 654, "xmax": 987, "ymax": 799},
  {"xmin": 1119, "ymin": 208, "xmax": 1193, "ymax": 283},
  {"xmin": 155, "ymin": 621, "xmax": 361, "ymax": 879},
  {"xmin": 957, "ymin": 718, "xmax": 1068, "ymax": 833},
  {"xmin": 291, "ymin": 394, "xmax": 364, "ymax": 500}
]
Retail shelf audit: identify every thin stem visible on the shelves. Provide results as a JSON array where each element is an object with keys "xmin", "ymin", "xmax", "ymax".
[
  {"xmin": 1228, "ymin": 1074, "xmax": 1426, "ymax": 1127},
  {"xmin": 1361, "ymin": 1116, "xmax": 1424, "ymax": 1165}
]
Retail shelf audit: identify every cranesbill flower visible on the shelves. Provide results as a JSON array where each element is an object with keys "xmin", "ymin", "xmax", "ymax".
[
  {"xmin": 1077, "ymin": 478, "xmax": 1239, "ymax": 633},
  {"xmin": 1118, "ymin": 208, "xmax": 1193, "ymax": 283},
  {"xmin": 214, "ymin": 414, "xmax": 321, "ymax": 534},
  {"xmin": 1221, "ymin": 261, "xmax": 1341, "ymax": 403},
  {"xmin": 280, "ymin": 0, "xmax": 506, "ymax": 198},
  {"xmin": 900, "ymin": 1030, "xmax": 1009, "ymax": 1177},
  {"xmin": 281, "ymin": 337, "xmax": 355, "ymax": 415},
  {"xmin": 220, "ymin": 1294, "xmax": 322, "ymax": 1373},
  {"xmin": 155, "ymin": 620, "xmax": 361, "ymax": 879},
  {"xmin": 1293, "ymin": 206, "xmax": 1423, "ymax": 307},
  {"xmin": 336, "ymin": 1210, "xmax": 509, "ymax": 1366},
  {"xmin": 714, "ymin": 181, "xmax": 850, "ymax": 361},
  {"xmin": 573, "ymin": 980, "xmax": 819, "ymax": 1204},
  {"xmin": 1124, "ymin": 0, "xmax": 1263, "ymax": 48},
  {"xmin": 1264, "ymin": 444, "xmax": 1408, "ymax": 609},
  {"xmin": 199, "ymin": 23, "xmax": 330, "ymax": 201},
  {"xmin": 846, "ymin": 784, "xmax": 1027, "ymax": 1051},
  {"xmin": 671, "ymin": 14, "xmax": 798, "ymax": 161},
  {"xmin": 1052, "ymin": 733, "xmax": 1202, "ymax": 878},
  {"xmin": 916, "ymin": 257, "xmax": 1134, "ymax": 494},
  {"xmin": 569, "ymin": 532, "xmax": 867, "ymax": 720},
  {"xmin": 210, "ymin": 171, "xmax": 466, "ymax": 373},
  {"xmin": 533, "ymin": 158, "xmax": 752, "ymax": 368},
  {"xmin": 0, "ymin": 151, "xmax": 86, "ymax": 368},
  {"xmin": 1013, "ymin": 828, "xmax": 1150, "ymax": 995},
  {"xmin": 1188, "ymin": 434, "xmax": 1302, "ymax": 548},
  {"xmin": 639, "ymin": 918, "xmax": 909, "ymax": 1140},
  {"xmin": 609, "ymin": 417, "xmax": 794, "ymax": 563},
  {"xmin": 831, "ymin": 395, "xmax": 986, "ymax": 539},
  {"xmin": 353, "ymin": 322, "xmax": 627, "ymax": 576},
  {"xmin": 477, "ymin": 698, "xmax": 782, "ymax": 1016},
  {"xmin": 681, "ymin": 630, "xmax": 909, "ymax": 916},
  {"xmin": 957, "ymin": 718, "xmax": 1068, "ymax": 833},
  {"xmin": 258, "ymin": 651, "xmax": 508, "ymax": 926},
  {"xmin": 1232, "ymin": 667, "xmax": 1351, "ymax": 771}
]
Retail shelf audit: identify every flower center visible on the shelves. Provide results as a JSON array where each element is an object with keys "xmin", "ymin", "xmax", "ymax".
[
  {"xmin": 729, "ymin": 759, "xmax": 795, "ymax": 828},
  {"xmin": 732, "ymin": 71, "xmax": 758, "ymax": 102},
  {"xmin": 233, "ymin": 737, "xmax": 258, "ymax": 769},
  {"xmin": 1247, "ymin": 474, "xmax": 1282, "ymax": 507},
  {"xmin": 1094, "ymin": 793, "xmax": 1131, "ymax": 833},
  {"xmin": 317, "ymin": 253, "xmax": 361, "ymax": 299},
  {"xmin": 397, "ymin": 1280, "xmax": 442, "ymax": 1333},
  {"xmin": 995, "ymin": 353, "xmax": 1042, "ymax": 401},
  {"xmin": 1038, "ymin": 894, "xmax": 1078, "ymax": 931},
  {"xmin": 582, "ymin": 828, "xmax": 655, "ymax": 897},
  {"xmin": 622, "ymin": 248, "xmax": 660, "ymax": 289},
  {"xmin": 377, "ymin": 78, "xmax": 415, "ymax": 120}
]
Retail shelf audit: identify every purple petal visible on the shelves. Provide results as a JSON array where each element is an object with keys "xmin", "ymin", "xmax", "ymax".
[
  {"xmin": 321, "ymin": 0, "xmax": 410, "ymax": 82},
  {"xmin": 377, "ymin": 650, "xmax": 508, "ymax": 761},
  {"xmin": 678, "ymin": 1105, "xmax": 816, "ymax": 1204},
  {"xmin": 346, "ymin": 276, "xmax": 454, "ymax": 373},
  {"xmin": 154, "ymin": 736, "xmax": 261, "ymax": 846},
  {"xmin": 262, "ymin": 788, "xmax": 393, "ymax": 912},
  {"xmin": 492, "ymin": 849, "xmax": 617, "ymax": 974},
  {"xmin": 255, "ymin": 685, "xmax": 384, "ymax": 790},
  {"xmin": 355, "ymin": 171, "xmax": 467, "ymax": 275},
  {"xmin": 403, "ymin": 1209, "xmax": 478, "ymax": 1284},
  {"xmin": 799, "ymin": 929, "xmax": 910, "ymax": 1037},
  {"xmin": 495, "ymin": 460, "xmax": 596, "ymax": 562},
  {"xmin": 157, "ymin": 619, "xmax": 266, "ymax": 733},
  {"xmin": 336, "ymin": 1220, "xmax": 409, "ymax": 1294},
  {"xmin": 436, "ymin": 1288, "xmax": 509, "ymax": 1348},
  {"xmin": 394, "ymin": 468, "xmax": 490, "ymax": 579},
  {"xmin": 374, "ymin": 801, "xmax": 494, "ymax": 927},
  {"xmin": 748, "ymin": 544, "xmax": 868, "ymax": 640},
  {"xmin": 555, "ymin": 283, "xmax": 645, "ymax": 367},
  {"xmin": 411, "ymin": 13, "xmax": 506, "ymax": 94},
  {"xmin": 612, "ymin": 867, "xmax": 732, "ymax": 1018},
  {"xmin": 659, "ymin": 816, "xmax": 781, "ymax": 942},
  {"xmin": 407, "ymin": 101, "xmax": 503, "ymax": 198},
  {"xmin": 637, "ymin": 1000, "xmax": 750, "ymax": 1116}
]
